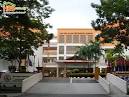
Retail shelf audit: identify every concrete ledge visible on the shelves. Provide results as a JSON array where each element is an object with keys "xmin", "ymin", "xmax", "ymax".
[
  {"xmin": 107, "ymin": 73, "xmax": 127, "ymax": 94},
  {"xmin": 22, "ymin": 73, "xmax": 42, "ymax": 93},
  {"xmin": 98, "ymin": 76, "xmax": 110, "ymax": 94}
]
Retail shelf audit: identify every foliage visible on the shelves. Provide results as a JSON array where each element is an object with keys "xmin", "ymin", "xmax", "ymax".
[
  {"xmin": 91, "ymin": 0, "xmax": 129, "ymax": 48},
  {"xmin": 69, "ymin": 73, "xmax": 94, "ymax": 78},
  {"xmin": 76, "ymin": 41, "xmax": 103, "ymax": 61},
  {"xmin": 46, "ymin": 33, "xmax": 54, "ymax": 44},
  {"xmin": 71, "ymin": 69, "xmax": 80, "ymax": 73},
  {"xmin": 0, "ymin": 0, "xmax": 54, "ymax": 68},
  {"xmin": 105, "ymin": 43, "xmax": 124, "ymax": 64},
  {"xmin": 105, "ymin": 49, "xmax": 115, "ymax": 62}
]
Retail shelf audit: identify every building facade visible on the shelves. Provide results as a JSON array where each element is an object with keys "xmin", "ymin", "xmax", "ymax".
[
  {"xmin": 42, "ymin": 28, "xmax": 103, "ymax": 77},
  {"xmin": 42, "ymin": 37, "xmax": 58, "ymax": 77},
  {"xmin": 57, "ymin": 28, "xmax": 98, "ymax": 60},
  {"xmin": 0, "ymin": 28, "xmax": 114, "ymax": 76}
]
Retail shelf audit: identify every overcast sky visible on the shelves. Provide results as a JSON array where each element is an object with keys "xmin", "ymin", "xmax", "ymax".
[{"xmin": 45, "ymin": 0, "xmax": 100, "ymax": 35}]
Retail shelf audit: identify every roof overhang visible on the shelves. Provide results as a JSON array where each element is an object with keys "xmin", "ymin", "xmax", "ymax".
[{"xmin": 56, "ymin": 60, "xmax": 96, "ymax": 64}]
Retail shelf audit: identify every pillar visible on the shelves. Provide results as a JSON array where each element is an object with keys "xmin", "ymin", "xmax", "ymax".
[
  {"xmin": 56, "ymin": 65, "xmax": 59, "ymax": 78},
  {"xmin": 95, "ymin": 67, "xmax": 100, "ymax": 80}
]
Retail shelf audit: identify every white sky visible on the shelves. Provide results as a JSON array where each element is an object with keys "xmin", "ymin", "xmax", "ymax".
[{"xmin": 45, "ymin": 0, "xmax": 100, "ymax": 35}]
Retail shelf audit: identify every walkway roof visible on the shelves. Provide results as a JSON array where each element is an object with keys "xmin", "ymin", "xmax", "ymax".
[{"xmin": 56, "ymin": 56, "xmax": 96, "ymax": 64}]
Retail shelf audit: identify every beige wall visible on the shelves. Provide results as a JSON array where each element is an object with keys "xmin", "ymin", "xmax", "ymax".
[
  {"xmin": 57, "ymin": 28, "xmax": 100, "ymax": 44},
  {"xmin": 58, "ymin": 28, "xmax": 114, "ymax": 47}
]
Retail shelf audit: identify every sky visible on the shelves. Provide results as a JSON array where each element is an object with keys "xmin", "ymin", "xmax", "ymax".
[{"xmin": 45, "ymin": 0, "xmax": 100, "ymax": 35}]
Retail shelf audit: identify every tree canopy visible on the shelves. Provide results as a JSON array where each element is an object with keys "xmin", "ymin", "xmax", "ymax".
[
  {"xmin": 91, "ymin": 0, "xmax": 129, "ymax": 48},
  {"xmin": 0, "ymin": 0, "xmax": 54, "ymax": 66}
]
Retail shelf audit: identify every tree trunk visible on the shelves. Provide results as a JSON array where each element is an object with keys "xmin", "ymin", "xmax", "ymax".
[{"xmin": 18, "ymin": 59, "xmax": 21, "ymax": 72}]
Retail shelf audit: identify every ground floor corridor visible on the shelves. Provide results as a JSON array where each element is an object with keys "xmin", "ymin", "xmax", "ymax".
[{"xmin": 16, "ymin": 78, "xmax": 110, "ymax": 97}]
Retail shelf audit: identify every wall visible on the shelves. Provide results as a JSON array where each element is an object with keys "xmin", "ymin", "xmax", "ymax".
[
  {"xmin": 107, "ymin": 73, "xmax": 127, "ymax": 94},
  {"xmin": 0, "ymin": 59, "xmax": 10, "ymax": 72},
  {"xmin": 22, "ymin": 73, "xmax": 42, "ymax": 92},
  {"xmin": 32, "ymin": 46, "xmax": 43, "ymax": 67},
  {"xmin": 98, "ymin": 76, "xmax": 110, "ymax": 94}
]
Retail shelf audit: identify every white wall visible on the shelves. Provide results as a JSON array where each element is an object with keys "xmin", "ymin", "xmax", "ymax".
[
  {"xmin": 107, "ymin": 73, "xmax": 127, "ymax": 94},
  {"xmin": 33, "ymin": 46, "xmax": 43, "ymax": 67},
  {"xmin": 97, "ymin": 56, "xmax": 107, "ymax": 68},
  {"xmin": 22, "ymin": 73, "xmax": 42, "ymax": 92},
  {"xmin": 0, "ymin": 59, "xmax": 10, "ymax": 72},
  {"xmin": 124, "ymin": 48, "xmax": 129, "ymax": 57}
]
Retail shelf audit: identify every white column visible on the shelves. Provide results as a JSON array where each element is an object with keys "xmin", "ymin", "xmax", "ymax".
[{"xmin": 64, "ymin": 45, "xmax": 66, "ymax": 59}]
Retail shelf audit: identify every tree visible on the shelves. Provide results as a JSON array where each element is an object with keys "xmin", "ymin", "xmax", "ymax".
[
  {"xmin": 46, "ymin": 33, "xmax": 54, "ymax": 48},
  {"xmin": 0, "ymin": 0, "xmax": 54, "ymax": 71},
  {"xmin": 76, "ymin": 41, "xmax": 103, "ymax": 67},
  {"xmin": 105, "ymin": 49, "xmax": 116, "ymax": 71},
  {"xmin": 91, "ymin": 0, "xmax": 129, "ymax": 49},
  {"xmin": 105, "ymin": 44, "xmax": 124, "ymax": 72},
  {"xmin": 46, "ymin": 33, "xmax": 54, "ymax": 60}
]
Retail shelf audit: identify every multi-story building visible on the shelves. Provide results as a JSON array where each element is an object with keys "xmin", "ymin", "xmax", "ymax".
[
  {"xmin": 57, "ymin": 28, "xmax": 98, "ymax": 60},
  {"xmin": 42, "ymin": 37, "xmax": 58, "ymax": 77},
  {"xmin": 42, "ymin": 28, "xmax": 103, "ymax": 77}
]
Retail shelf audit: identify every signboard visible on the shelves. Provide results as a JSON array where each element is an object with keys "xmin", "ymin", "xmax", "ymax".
[{"xmin": 0, "ymin": 1, "xmax": 28, "ymax": 15}]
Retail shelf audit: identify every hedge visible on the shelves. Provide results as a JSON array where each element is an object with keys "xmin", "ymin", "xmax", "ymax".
[{"xmin": 69, "ymin": 73, "xmax": 94, "ymax": 78}]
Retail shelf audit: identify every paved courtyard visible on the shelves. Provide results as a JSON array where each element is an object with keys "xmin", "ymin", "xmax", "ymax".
[
  {"xmin": 15, "ymin": 78, "xmax": 111, "ymax": 97},
  {"xmin": 1, "ymin": 78, "xmax": 128, "ymax": 97}
]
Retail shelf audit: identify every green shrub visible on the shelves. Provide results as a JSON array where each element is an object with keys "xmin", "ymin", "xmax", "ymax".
[
  {"xmin": 69, "ymin": 73, "xmax": 94, "ymax": 78},
  {"xmin": 71, "ymin": 69, "xmax": 80, "ymax": 73},
  {"xmin": 100, "ymin": 73, "xmax": 106, "ymax": 77}
]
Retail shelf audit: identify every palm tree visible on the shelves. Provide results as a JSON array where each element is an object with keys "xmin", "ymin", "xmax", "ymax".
[
  {"xmin": 105, "ymin": 49, "xmax": 116, "ymax": 72},
  {"xmin": 76, "ymin": 41, "xmax": 103, "ymax": 67},
  {"xmin": 89, "ymin": 41, "xmax": 103, "ymax": 67}
]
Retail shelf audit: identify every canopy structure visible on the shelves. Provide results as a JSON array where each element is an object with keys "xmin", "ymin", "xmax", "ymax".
[{"xmin": 56, "ymin": 56, "xmax": 96, "ymax": 64}]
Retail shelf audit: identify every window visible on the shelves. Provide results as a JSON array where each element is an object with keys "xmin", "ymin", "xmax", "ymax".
[
  {"xmin": 80, "ymin": 35, "xmax": 86, "ymax": 43},
  {"xmin": 66, "ymin": 46, "xmax": 78, "ymax": 54},
  {"xmin": 66, "ymin": 56, "xmax": 71, "ymax": 59},
  {"xmin": 87, "ymin": 35, "xmax": 93, "ymax": 42},
  {"xmin": 73, "ymin": 35, "xmax": 79, "ymax": 43},
  {"xmin": 43, "ymin": 57, "xmax": 49, "ymax": 63},
  {"xmin": 49, "ymin": 57, "xmax": 57, "ymax": 63},
  {"xmin": 59, "ymin": 57, "xmax": 64, "ymax": 60},
  {"xmin": 66, "ymin": 35, "xmax": 72, "ymax": 43},
  {"xmin": 43, "ymin": 57, "xmax": 57, "ymax": 63},
  {"xmin": 59, "ymin": 35, "xmax": 64, "ymax": 43},
  {"xmin": 59, "ymin": 46, "xmax": 64, "ymax": 54}
]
